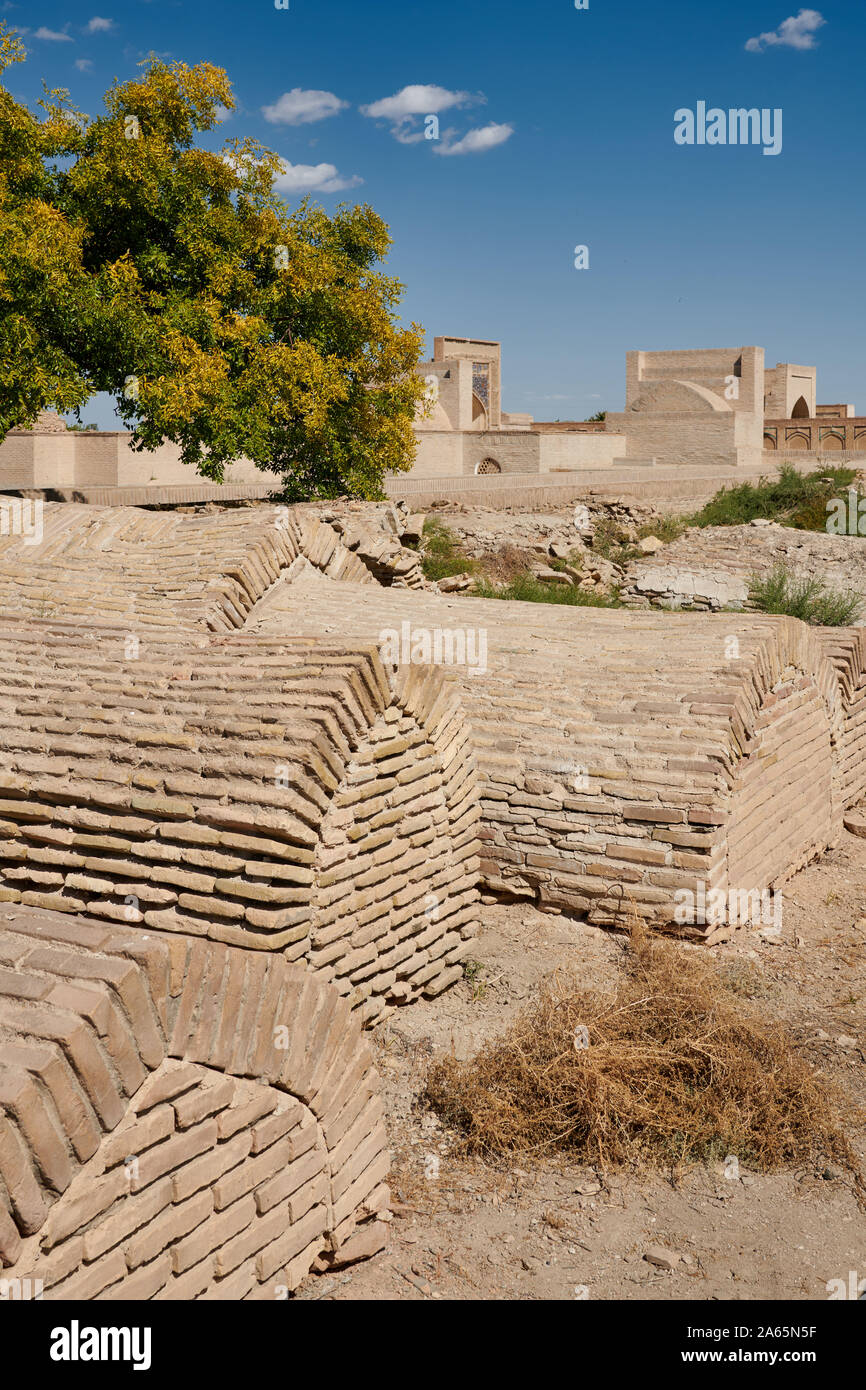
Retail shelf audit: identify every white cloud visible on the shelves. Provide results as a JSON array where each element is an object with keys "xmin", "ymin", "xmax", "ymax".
[
  {"xmin": 262, "ymin": 89, "xmax": 347, "ymax": 125},
  {"xmin": 361, "ymin": 84, "xmax": 485, "ymax": 143},
  {"xmin": 86, "ymin": 16, "xmax": 113, "ymax": 32},
  {"xmin": 361, "ymin": 84, "xmax": 479, "ymax": 120},
  {"xmin": 434, "ymin": 122, "xmax": 514, "ymax": 156},
  {"xmin": 273, "ymin": 160, "xmax": 363, "ymax": 195},
  {"xmin": 746, "ymin": 8, "xmax": 825, "ymax": 51},
  {"xmin": 75, "ymin": 57, "xmax": 93, "ymax": 71},
  {"xmin": 213, "ymin": 104, "xmax": 231, "ymax": 124},
  {"xmin": 33, "ymin": 26, "xmax": 73, "ymax": 41}
]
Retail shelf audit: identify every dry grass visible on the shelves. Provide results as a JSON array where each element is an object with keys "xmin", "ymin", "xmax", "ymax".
[
  {"xmin": 478, "ymin": 543, "xmax": 538, "ymax": 584},
  {"xmin": 424, "ymin": 923, "xmax": 863, "ymax": 1187}
]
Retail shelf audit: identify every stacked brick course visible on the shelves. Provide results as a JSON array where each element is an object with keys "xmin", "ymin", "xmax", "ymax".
[
  {"xmin": 0, "ymin": 503, "xmax": 422, "ymax": 633},
  {"xmin": 247, "ymin": 582, "xmax": 865, "ymax": 936},
  {"xmin": 0, "ymin": 504, "xmax": 477, "ymax": 1299},
  {"xmin": 2, "ymin": 498, "xmax": 865, "ymax": 1298},
  {"xmin": 0, "ymin": 908, "xmax": 388, "ymax": 1298},
  {"xmin": 818, "ymin": 628, "xmax": 866, "ymax": 810},
  {"xmin": 0, "ymin": 628, "xmax": 480, "ymax": 1019}
]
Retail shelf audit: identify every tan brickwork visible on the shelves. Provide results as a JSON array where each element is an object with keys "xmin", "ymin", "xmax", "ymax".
[
  {"xmin": 245, "ymin": 581, "xmax": 863, "ymax": 936},
  {"xmin": 0, "ymin": 910, "xmax": 389, "ymax": 1298},
  {"xmin": 1, "ymin": 497, "xmax": 864, "ymax": 1302}
]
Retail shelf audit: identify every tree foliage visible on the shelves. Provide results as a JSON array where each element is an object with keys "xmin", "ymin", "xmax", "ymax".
[{"xmin": 0, "ymin": 23, "xmax": 425, "ymax": 498}]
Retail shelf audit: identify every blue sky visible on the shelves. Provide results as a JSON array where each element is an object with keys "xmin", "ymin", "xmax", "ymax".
[{"xmin": 4, "ymin": 0, "xmax": 865, "ymax": 425}]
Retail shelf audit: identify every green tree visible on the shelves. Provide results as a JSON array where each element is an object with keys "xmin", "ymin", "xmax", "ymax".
[
  {"xmin": 0, "ymin": 26, "xmax": 94, "ymax": 433},
  {"xmin": 0, "ymin": 23, "xmax": 424, "ymax": 498}
]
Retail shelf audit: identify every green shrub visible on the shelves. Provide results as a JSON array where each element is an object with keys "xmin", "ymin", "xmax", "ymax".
[
  {"xmin": 473, "ymin": 574, "xmax": 620, "ymax": 607},
  {"xmin": 692, "ymin": 464, "xmax": 857, "ymax": 530},
  {"xmin": 590, "ymin": 514, "xmax": 688, "ymax": 568},
  {"xmin": 749, "ymin": 563, "xmax": 863, "ymax": 626},
  {"xmin": 420, "ymin": 516, "xmax": 476, "ymax": 582},
  {"xmin": 590, "ymin": 518, "xmax": 637, "ymax": 568},
  {"xmin": 641, "ymin": 515, "xmax": 689, "ymax": 544}
]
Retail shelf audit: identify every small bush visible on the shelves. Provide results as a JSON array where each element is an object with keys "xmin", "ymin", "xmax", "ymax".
[
  {"xmin": 589, "ymin": 517, "xmax": 635, "ymax": 568},
  {"xmin": 590, "ymin": 514, "xmax": 688, "ymax": 569},
  {"xmin": 691, "ymin": 464, "xmax": 857, "ymax": 531},
  {"xmin": 639, "ymin": 515, "xmax": 689, "ymax": 545},
  {"xmin": 749, "ymin": 563, "xmax": 863, "ymax": 626},
  {"xmin": 480, "ymin": 543, "xmax": 539, "ymax": 584},
  {"xmin": 424, "ymin": 922, "xmax": 864, "ymax": 1184},
  {"xmin": 473, "ymin": 574, "xmax": 620, "ymax": 607},
  {"xmin": 420, "ymin": 517, "xmax": 476, "ymax": 582}
]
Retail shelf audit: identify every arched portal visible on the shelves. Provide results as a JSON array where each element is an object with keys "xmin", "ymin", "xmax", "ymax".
[{"xmin": 470, "ymin": 393, "xmax": 488, "ymax": 429}]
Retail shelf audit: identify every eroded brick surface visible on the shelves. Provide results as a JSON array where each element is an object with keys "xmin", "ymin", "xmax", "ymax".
[
  {"xmin": 0, "ymin": 913, "xmax": 389, "ymax": 1299},
  {"xmin": 2, "ymin": 499, "xmax": 864, "ymax": 1300}
]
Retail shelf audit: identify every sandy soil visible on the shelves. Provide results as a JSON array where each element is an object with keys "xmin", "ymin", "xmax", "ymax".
[{"xmin": 298, "ymin": 832, "xmax": 866, "ymax": 1302}]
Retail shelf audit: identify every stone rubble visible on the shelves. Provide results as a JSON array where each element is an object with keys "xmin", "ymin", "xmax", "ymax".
[{"xmin": 623, "ymin": 523, "xmax": 866, "ymax": 618}]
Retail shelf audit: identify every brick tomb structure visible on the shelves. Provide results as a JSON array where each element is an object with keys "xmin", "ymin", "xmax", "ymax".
[
  {"xmin": 0, "ymin": 505, "xmax": 479, "ymax": 1299},
  {"xmin": 1, "ymin": 502, "xmax": 865, "ymax": 1297}
]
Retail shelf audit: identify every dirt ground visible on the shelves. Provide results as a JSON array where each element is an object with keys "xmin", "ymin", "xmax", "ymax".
[{"xmin": 299, "ymin": 830, "xmax": 866, "ymax": 1302}]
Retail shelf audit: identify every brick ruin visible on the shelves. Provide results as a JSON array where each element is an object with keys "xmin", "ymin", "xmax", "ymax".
[
  {"xmin": 1, "ymin": 501, "xmax": 865, "ymax": 1299},
  {"xmin": 0, "ymin": 627, "xmax": 478, "ymax": 1011},
  {"xmin": 247, "ymin": 573, "xmax": 866, "ymax": 931},
  {"xmin": 0, "ymin": 920, "xmax": 390, "ymax": 1298},
  {"xmin": 0, "ymin": 505, "xmax": 478, "ymax": 1300}
]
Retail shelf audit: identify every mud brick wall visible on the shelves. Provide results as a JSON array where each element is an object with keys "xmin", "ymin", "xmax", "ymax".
[
  {"xmin": 0, "ymin": 908, "xmax": 389, "ymax": 1299},
  {"xmin": 1, "ymin": 497, "xmax": 864, "ymax": 1300},
  {"xmin": 815, "ymin": 628, "xmax": 866, "ymax": 811},
  {"xmin": 305, "ymin": 663, "xmax": 480, "ymax": 1019},
  {"xmin": 0, "ymin": 631, "xmax": 480, "ymax": 1024},
  {"xmin": 0, "ymin": 504, "xmax": 422, "ymax": 634},
  {"xmin": 725, "ymin": 668, "xmax": 834, "ymax": 891},
  {"xmin": 247, "ymin": 583, "xmax": 858, "ymax": 938}
]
